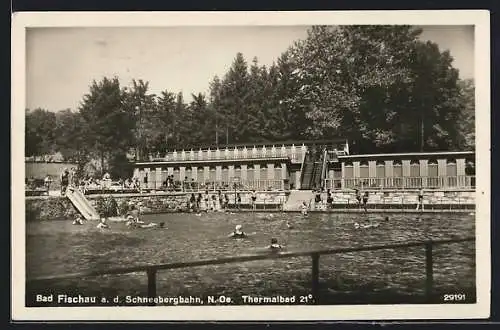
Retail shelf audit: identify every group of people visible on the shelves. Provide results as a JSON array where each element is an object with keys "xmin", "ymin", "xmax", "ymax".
[
  {"xmin": 72, "ymin": 201, "xmax": 165, "ymax": 229},
  {"xmin": 310, "ymin": 187, "xmax": 425, "ymax": 212},
  {"xmin": 227, "ymin": 224, "xmax": 285, "ymax": 250},
  {"xmin": 59, "ymin": 167, "xmax": 142, "ymax": 195},
  {"xmin": 186, "ymin": 190, "xmax": 256, "ymax": 213}
]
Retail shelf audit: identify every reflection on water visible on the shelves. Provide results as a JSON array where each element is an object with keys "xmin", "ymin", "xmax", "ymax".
[{"xmin": 26, "ymin": 212, "xmax": 475, "ymax": 303}]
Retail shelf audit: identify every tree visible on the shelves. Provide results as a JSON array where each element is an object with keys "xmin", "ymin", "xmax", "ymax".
[
  {"xmin": 79, "ymin": 77, "xmax": 135, "ymax": 174},
  {"xmin": 121, "ymin": 79, "xmax": 157, "ymax": 160},
  {"xmin": 208, "ymin": 75, "xmax": 223, "ymax": 146},
  {"xmin": 25, "ymin": 108, "xmax": 57, "ymax": 157},
  {"xmin": 54, "ymin": 109, "xmax": 89, "ymax": 168},
  {"xmin": 456, "ymin": 78, "xmax": 475, "ymax": 149},
  {"xmin": 217, "ymin": 52, "xmax": 251, "ymax": 144},
  {"xmin": 282, "ymin": 25, "xmax": 466, "ymax": 153},
  {"xmin": 189, "ymin": 93, "xmax": 213, "ymax": 147},
  {"xmin": 155, "ymin": 90, "xmax": 177, "ymax": 152}
]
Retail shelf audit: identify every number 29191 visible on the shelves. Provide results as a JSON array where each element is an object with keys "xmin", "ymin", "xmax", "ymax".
[{"xmin": 443, "ymin": 293, "xmax": 466, "ymax": 302}]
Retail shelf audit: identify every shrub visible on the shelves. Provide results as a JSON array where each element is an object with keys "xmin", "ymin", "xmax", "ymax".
[
  {"xmin": 106, "ymin": 196, "xmax": 118, "ymax": 217},
  {"xmin": 118, "ymin": 200, "xmax": 129, "ymax": 216}
]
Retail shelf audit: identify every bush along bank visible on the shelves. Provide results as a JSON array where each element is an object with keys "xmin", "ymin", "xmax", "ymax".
[
  {"xmin": 26, "ymin": 191, "xmax": 288, "ymax": 221},
  {"xmin": 26, "ymin": 194, "xmax": 193, "ymax": 221}
]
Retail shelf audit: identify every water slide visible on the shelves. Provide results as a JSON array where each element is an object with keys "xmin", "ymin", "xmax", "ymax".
[{"xmin": 65, "ymin": 187, "xmax": 100, "ymax": 220}]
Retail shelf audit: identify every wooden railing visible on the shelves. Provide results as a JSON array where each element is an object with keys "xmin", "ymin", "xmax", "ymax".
[
  {"xmin": 147, "ymin": 148, "xmax": 306, "ymax": 164},
  {"xmin": 325, "ymin": 176, "xmax": 476, "ymax": 190},
  {"xmin": 27, "ymin": 237, "xmax": 474, "ymax": 305}
]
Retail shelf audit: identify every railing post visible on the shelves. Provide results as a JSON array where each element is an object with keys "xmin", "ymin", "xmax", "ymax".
[
  {"xmin": 425, "ymin": 241, "xmax": 433, "ymax": 302},
  {"xmin": 311, "ymin": 253, "xmax": 320, "ymax": 304},
  {"xmin": 147, "ymin": 268, "xmax": 157, "ymax": 306}
]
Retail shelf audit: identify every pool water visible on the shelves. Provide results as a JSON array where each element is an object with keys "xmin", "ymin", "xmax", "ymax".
[{"xmin": 26, "ymin": 212, "xmax": 475, "ymax": 305}]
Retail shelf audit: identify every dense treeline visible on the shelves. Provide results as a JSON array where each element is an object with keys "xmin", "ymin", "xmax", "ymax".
[{"xmin": 25, "ymin": 25, "xmax": 475, "ymax": 177}]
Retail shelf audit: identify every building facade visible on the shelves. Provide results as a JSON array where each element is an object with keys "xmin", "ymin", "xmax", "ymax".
[{"xmin": 133, "ymin": 141, "xmax": 475, "ymax": 191}]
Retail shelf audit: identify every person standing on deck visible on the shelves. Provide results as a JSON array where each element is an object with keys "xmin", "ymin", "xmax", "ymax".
[
  {"xmin": 362, "ymin": 191, "xmax": 369, "ymax": 212},
  {"xmin": 326, "ymin": 189, "xmax": 333, "ymax": 209},
  {"xmin": 203, "ymin": 190, "xmax": 210, "ymax": 210},
  {"xmin": 69, "ymin": 167, "xmax": 77, "ymax": 186},
  {"xmin": 60, "ymin": 168, "xmax": 70, "ymax": 196},
  {"xmin": 355, "ymin": 188, "xmax": 362, "ymax": 209},
  {"xmin": 189, "ymin": 193, "xmax": 196, "ymax": 211},
  {"xmin": 196, "ymin": 193, "xmax": 202, "ymax": 210},
  {"xmin": 236, "ymin": 192, "xmax": 242, "ymax": 209},
  {"xmin": 416, "ymin": 188, "xmax": 424, "ymax": 211},
  {"xmin": 250, "ymin": 190, "xmax": 257, "ymax": 210},
  {"xmin": 314, "ymin": 189, "xmax": 322, "ymax": 210},
  {"xmin": 44, "ymin": 174, "xmax": 52, "ymax": 191}
]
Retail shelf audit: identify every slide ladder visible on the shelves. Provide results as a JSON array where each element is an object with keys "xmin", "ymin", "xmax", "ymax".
[{"xmin": 65, "ymin": 186, "xmax": 100, "ymax": 220}]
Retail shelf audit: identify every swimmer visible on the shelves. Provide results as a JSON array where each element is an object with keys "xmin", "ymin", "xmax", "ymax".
[
  {"xmin": 268, "ymin": 238, "xmax": 283, "ymax": 250},
  {"xmin": 138, "ymin": 221, "xmax": 165, "ymax": 229},
  {"xmin": 384, "ymin": 216, "xmax": 389, "ymax": 221},
  {"xmin": 129, "ymin": 205, "xmax": 145, "ymax": 224},
  {"xmin": 97, "ymin": 218, "xmax": 109, "ymax": 229},
  {"xmin": 353, "ymin": 220, "xmax": 380, "ymax": 229},
  {"xmin": 228, "ymin": 225, "xmax": 247, "ymax": 238},
  {"xmin": 286, "ymin": 221, "xmax": 294, "ymax": 229},
  {"xmin": 301, "ymin": 201, "xmax": 309, "ymax": 216},
  {"xmin": 72, "ymin": 214, "xmax": 84, "ymax": 225}
]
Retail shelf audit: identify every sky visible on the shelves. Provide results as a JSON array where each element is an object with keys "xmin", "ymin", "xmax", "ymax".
[{"xmin": 26, "ymin": 25, "xmax": 474, "ymax": 112}]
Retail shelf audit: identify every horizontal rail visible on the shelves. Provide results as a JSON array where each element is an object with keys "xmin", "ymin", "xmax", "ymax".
[
  {"xmin": 159, "ymin": 139, "xmax": 348, "ymax": 152},
  {"xmin": 28, "ymin": 236, "xmax": 474, "ymax": 283},
  {"xmin": 325, "ymin": 176, "xmax": 475, "ymax": 190}
]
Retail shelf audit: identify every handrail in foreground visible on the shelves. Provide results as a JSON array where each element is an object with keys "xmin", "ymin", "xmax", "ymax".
[{"xmin": 27, "ymin": 236, "xmax": 474, "ymax": 304}]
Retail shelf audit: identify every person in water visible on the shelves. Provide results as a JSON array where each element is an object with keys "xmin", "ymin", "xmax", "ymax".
[
  {"xmin": 228, "ymin": 225, "xmax": 246, "ymax": 238},
  {"xmin": 301, "ymin": 201, "xmax": 309, "ymax": 216},
  {"xmin": 97, "ymin": 218, "xmax": 109, "ymax": 229},
  {"xmin": 130, "ymin": 204, "xmax": 141, "ymax": 221},
  {"xmin": 138, "ymin": 221, "xmax": 165, "ymax": 229},
  {"xmin": 268, "ymin": 238, "xmax": 283, "ymax": 250},
  {"xmin": 72, "ymin": 214, "xmax": 84, "ymax": 225},
  {"xmin": 286, "ymin": 220, "xmax": 294, "ymax": 229}
]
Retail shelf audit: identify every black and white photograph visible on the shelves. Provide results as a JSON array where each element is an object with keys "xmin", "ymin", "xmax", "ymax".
[{"xmin": 12, "ymin": 11, "xmax": 490, "ymax": 321}]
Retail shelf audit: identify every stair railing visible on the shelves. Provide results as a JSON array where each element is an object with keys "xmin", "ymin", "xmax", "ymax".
[
  {"xmin": 320, "ymin": 148, "xmax": 328, "ymax": 190},
  {"xmin": 298, "ymin": 149, "xmax": 309, "ymax": 189}
]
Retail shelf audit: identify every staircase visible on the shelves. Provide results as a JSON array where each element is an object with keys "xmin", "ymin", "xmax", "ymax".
[
  {"xmin": 300, "ymin": 149, "xmax": 327, "ymax": 190},
  {"xmin": 300, "ymin": 157, "xmax": 315, "ymax": 190}
]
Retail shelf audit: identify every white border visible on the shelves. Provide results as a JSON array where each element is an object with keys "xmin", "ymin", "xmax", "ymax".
[{"xmin": 12, "ymin": 10, "xmax": 491, "ymax": 321}]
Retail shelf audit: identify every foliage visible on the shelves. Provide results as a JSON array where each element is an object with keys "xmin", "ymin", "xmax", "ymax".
[
  {"xmin": 25, "ymin": 108, "xmax": 57, "ymax": 156},
  {"xmin": 79, "ymin": 77, "xmax": 135, "ymax": 173}
]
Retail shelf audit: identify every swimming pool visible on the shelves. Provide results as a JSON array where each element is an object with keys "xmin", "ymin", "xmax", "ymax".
[{"xmin": 26, "ymin": 211, "xmax": 475, "ymax": 305}]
